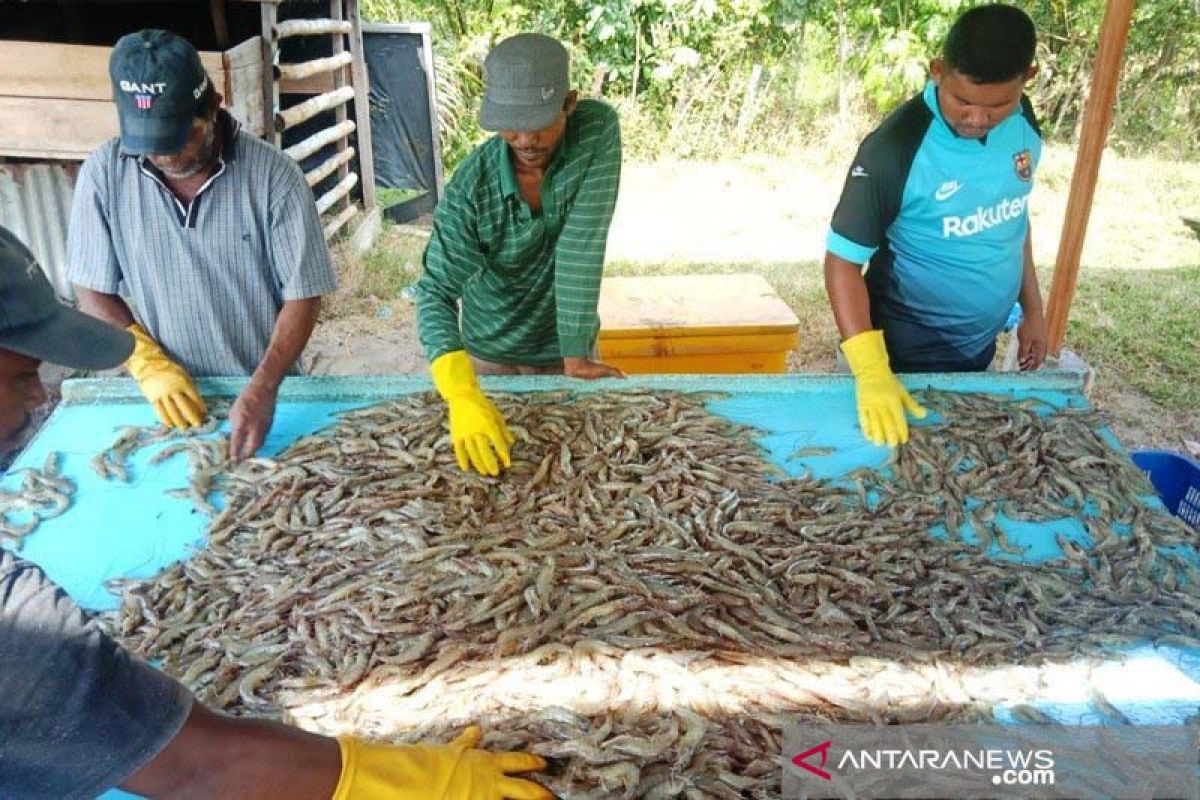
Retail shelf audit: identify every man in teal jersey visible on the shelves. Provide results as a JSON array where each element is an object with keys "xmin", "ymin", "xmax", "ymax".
[
  {"xmin": 825, "ymin": 4, "xmax": 1047, "ymax": 446},
  {"xmin": 416, "ymin": 33, "xmax": 624, "ymax": 477}
]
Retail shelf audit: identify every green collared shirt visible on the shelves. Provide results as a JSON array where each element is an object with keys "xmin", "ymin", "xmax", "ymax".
[{"xmin": 416, "ymin": 99, "xmax": 622, "ymax": 364}]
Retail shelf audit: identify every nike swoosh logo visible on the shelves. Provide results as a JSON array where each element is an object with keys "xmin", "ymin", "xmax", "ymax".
[
  {"xmin": 541, "ymin": 87, "xmax": 555, "ymax": 101},
  {"xmin": 935, "ymin": 181, "xmax": 962, "ymax": 201}
]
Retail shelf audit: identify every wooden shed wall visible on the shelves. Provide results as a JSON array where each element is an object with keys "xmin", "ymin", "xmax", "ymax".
[{"xmin": 0, "ymin": 37, "xmax": 265, "ymax": 160}]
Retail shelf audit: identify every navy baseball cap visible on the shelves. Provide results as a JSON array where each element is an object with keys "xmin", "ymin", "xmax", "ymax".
[
  {"xmin": 109, "ymin": 29, "xmax": 211, "ymax": 155},
  {"xmin": 0, "ymin": 226, "xmax": 133, "ymax": 369},
  {"xmin": 480, "ymin": 34, "xmax": 570, "ymax": 132}
]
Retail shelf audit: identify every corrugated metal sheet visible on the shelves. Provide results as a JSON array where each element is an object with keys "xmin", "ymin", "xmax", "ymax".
[{"xmin": 0, "ymin": 162, "xmax": 79, "ymax": 300}]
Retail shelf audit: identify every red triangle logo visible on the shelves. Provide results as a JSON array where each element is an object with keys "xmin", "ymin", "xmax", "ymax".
[{"xmin": 792, "ymin": 740, "xmax": 833, "ymax": 780}]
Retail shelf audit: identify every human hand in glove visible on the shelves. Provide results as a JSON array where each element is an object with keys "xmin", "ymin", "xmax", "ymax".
[
  {"xmin": 841, "ymin": 329, "xmax": 926, "ymax": 446},
  {"xmin": 334, "ymin": 725, "xmax": 552, "ymax": 800},
  {"xmin": 125, "ymin": 323, "xmax": 207, "ymax": 429},
  {"xmin": 431, "ymin": 350, "xmax": 515, "ymax": 476}
]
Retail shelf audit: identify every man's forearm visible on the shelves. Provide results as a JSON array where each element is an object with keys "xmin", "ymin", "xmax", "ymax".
[
  {"xmin": 250, "ymin": 298, "xmax": 321, "ymax": 391},
  {"xmin": 74, "ymin": 286, "xmax": 136, "ymax": 329},
  {"xmin": 122, "ymin": 704, "xmax": 340, "ymax": 800},
  {"xmin": 1018, "ymin": 231, "xmax": 1044, "ymax": 318},
  {"xmin": 824, "ymin": 252, "xmax": 874, "ymax": 340},
  {"xmin": 414, "ymin": 283, "xmax": 466, "ymax": 363}
]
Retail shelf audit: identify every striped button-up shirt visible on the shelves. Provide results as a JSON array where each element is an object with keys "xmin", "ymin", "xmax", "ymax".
[
  {"xmin": 66, "ymin": 111, "xmax": 336, "ymax": 377},
  {"xmin": 416, "ymin": 99, "xmax": 622, "ymax": 364}
]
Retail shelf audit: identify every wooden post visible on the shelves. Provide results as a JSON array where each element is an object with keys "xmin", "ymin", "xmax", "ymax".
[
  {"xmin": 330, "ymin": 0, "xmax": 351, "ymax": 215},
  {"xmin": 260, "ymin": 3, "xmax": 279, "ymax": 147},
  {"xmin": 347, "ymin": 0, "xmax": 378, "ymax": 211},
  {"xmin": 1044, "ymin": 0, "xmax": 1136, "ymax": 354},
  {"xmin": 210, "ymin": 0, "xmax": 230, "ymax": 49}
]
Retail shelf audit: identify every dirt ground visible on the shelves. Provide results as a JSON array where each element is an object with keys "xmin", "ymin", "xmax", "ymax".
[{"xmin": 309, "ymin": 146, "xmax": 1198, "ymax": 451}]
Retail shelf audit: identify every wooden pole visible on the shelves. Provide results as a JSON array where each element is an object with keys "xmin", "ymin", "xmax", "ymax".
[
  {"xmin": 259, "ymin": 3, "xmax": 279, "ymax": 147},
  {"xmin": 1044, "ymin": 0, "xmax": 1136, "ymax": 354},
  {"xmin": 275, "ymin": 86, "xmax": 355, "ymax": 132},
  {"xmin": 347, "ymin": 0, "xmax": 378, "ymax": 211},
  {"xmin": 274, "ymin": 19, "xmax": 353, "ymax": 39},
  {"xmin": 305, "ymin": 146, "xmax": 356, "ymax": 187},
  {"xmin": 284, "ymin": 120, "xmax": 356, "ymax": 161},
  {"xmin": 275, "ymin": 52, "xmax": 353, "ymax": 82},
  {"xmin": 209, "ymin": 0, "xmax": 230, "ymax": 49},
  {"xmin": 330, "ymin": 0, "xmax": 352, "ymax": 215}
]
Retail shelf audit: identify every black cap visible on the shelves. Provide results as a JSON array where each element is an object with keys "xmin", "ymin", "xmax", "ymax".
[
  {"xmin": 0, "ymin": 226, "xmax": 133, "ymax": 369},
  {"xmin": 110, "ymin": 29, "xmax": 210, "ymax": 155}
]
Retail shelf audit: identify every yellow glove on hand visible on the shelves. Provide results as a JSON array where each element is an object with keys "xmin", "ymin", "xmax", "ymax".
[
  {"xmin": 431, "ymin": 350, "xmax": 514, "ymax": 476},
  {"xmin": 125, "ymin": 324, "xmax": 207, "ymax": 429},
  {"xmin": 841, "ymin": 329, "xmax": 926, "ymax": 446},
  {"xmin": 333, "ymin": 726, "xmax": 553, "ymax": 800}
]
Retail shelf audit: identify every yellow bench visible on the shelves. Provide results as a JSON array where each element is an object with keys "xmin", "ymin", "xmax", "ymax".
[{"xmin": 597, "ymin": 274, "xmax": 800, "ymax": 374}]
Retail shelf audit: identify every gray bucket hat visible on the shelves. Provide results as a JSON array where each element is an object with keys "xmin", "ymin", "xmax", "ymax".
[
  {"xmin": 480, "ymin": 33, "xmax": 570, "ymax": 133},
  {"xmin": 0, "ymin": 226, "xmax": 133, "ymax": 370}
]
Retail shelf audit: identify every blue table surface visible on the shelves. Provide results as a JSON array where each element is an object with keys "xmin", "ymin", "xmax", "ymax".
[{"xmin": 4, "ymin": 373, "xmax": 1198, "ymax": 799}]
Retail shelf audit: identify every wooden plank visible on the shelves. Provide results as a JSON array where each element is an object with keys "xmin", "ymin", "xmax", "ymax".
[
  {"xmin": 221, "ymin": 36, "xmax": 266, "ymax": 136},
  {"xmin": 1045, "ymin": 0, "xmax": 1136, "ymax": 353},
  {"xmin": 284, "ymin": 119, "xmax": 355, "ymax": 161},
  {"xmin": 322, "ymin": 203, "xmax": 359, "ymax": 238},
  {"xmin": 419, "ymin": 27, "xmax": 445, "ymax": 201},
  {"xmin": 210, "ymin": 0, "xmax": 230, "ymax": 49},
  {"xmin": 260, "ymin": 4, "xmax": 279, "ymax": 146},
  {"xmin": 1, "ymin": 40, "xmax": 225, "ymax": 100},
  {"xmin": 0, "ymin": 96, "xmax": 116, "ymax": 159},
  {"xmin": 223, "ymin": 34, "xmax": 263, "ymax": 70},
  {"xmin": 279, "ymin": 70, "xmax": 340, "ymax": 95},
  {"xmin": 347, "ymin": 0, "xmax": 377, "ymax": 210},
  {"xmin": 0, "ymin": 91, "xmax": 271, "ymax": 159},
  {"xmin": 305, "ymin": 146, "xmax": 356, "ymax": 187},
  {"xmin": 276, "ymin": 86, "xmax": 354, "ymax": 132},
  {"xmin": 0, "ymin": 38, "xmax": 263, "ymax": 137}
]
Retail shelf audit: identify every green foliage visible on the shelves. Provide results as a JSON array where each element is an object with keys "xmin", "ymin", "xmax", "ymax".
[{"xmin": 362, "ymin": 0, "xmax": 1200, "ymax": 167}]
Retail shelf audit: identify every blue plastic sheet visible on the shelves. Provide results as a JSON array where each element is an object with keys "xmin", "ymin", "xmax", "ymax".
[{"xmin": 2, "ymin": 374, "xmax": 1196, "ymax": 798}]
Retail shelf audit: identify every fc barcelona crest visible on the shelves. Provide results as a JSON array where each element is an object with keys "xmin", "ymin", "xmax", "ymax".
[{"xmin": 1013, "ymin": 149, "xmax": 1033, "ymax": 181}]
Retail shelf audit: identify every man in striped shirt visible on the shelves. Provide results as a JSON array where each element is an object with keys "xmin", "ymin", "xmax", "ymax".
[
  {"xmin": 416, "ymin": 33, "xmax": 623, "ymax": 477},
  {"xmin": 67, "ymin": 30, "xmax": 336, "ymax": 460}
]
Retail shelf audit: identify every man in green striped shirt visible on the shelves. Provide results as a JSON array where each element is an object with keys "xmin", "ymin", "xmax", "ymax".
[{"xmin": 416, "ymin": 33, "xmax": 624, "ymax": 477}]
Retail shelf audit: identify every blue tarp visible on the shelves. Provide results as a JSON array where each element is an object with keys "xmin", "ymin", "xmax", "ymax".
[{"xmin": 3, "ymin": 373, "xmax": 1197, "ymax": 798}]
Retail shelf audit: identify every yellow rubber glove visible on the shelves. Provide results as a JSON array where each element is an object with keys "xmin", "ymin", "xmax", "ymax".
[
  {"xmin": 841, "ymin": 329, "xmax": 926, "ymax": 446},
  {"xmin": 334, "ymin": 726, "xmax": 553, "ymax": 800},
  {"xmin": 430, "ymin": 350, "xmax": 514, "ymax": 476},
  {"xmin": 125, "ymin": 324, "xmax": 207, "ymax": 429}
]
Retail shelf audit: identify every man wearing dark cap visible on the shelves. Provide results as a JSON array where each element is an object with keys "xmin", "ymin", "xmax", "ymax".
[
  {"xmin": 415, "ymin": 33, "xmax": 624, "ymax": 477},
  {"xmin": 824, "ymin": 4, "xmax": 1047, "ymax": 447},
  {"xmin": 2, "ymin": 226, "xmax": 553, "ymax": 795},
  {"xmin": 67, "ymin": 29, "xmax": 336, "ymax": 460}
]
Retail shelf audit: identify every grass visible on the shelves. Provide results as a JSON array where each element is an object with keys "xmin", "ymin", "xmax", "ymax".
[
  {"xmin": 1069, "ymin": 266, "xmax": 1200, "ymax": 411},
  {"xmin": 375, "ymin": 187, "xmax": 427, "ymax": 209}
]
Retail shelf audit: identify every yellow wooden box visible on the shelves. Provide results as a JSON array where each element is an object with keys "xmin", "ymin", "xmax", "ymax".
[{"xmin": 597, "ymin": 274, "xmax": 800, "ymax": 374}]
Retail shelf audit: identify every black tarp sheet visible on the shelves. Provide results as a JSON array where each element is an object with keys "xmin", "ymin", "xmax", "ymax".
[{"xmin": 363, "ymin": 28, "xmax": 439, "ymax": 222}]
